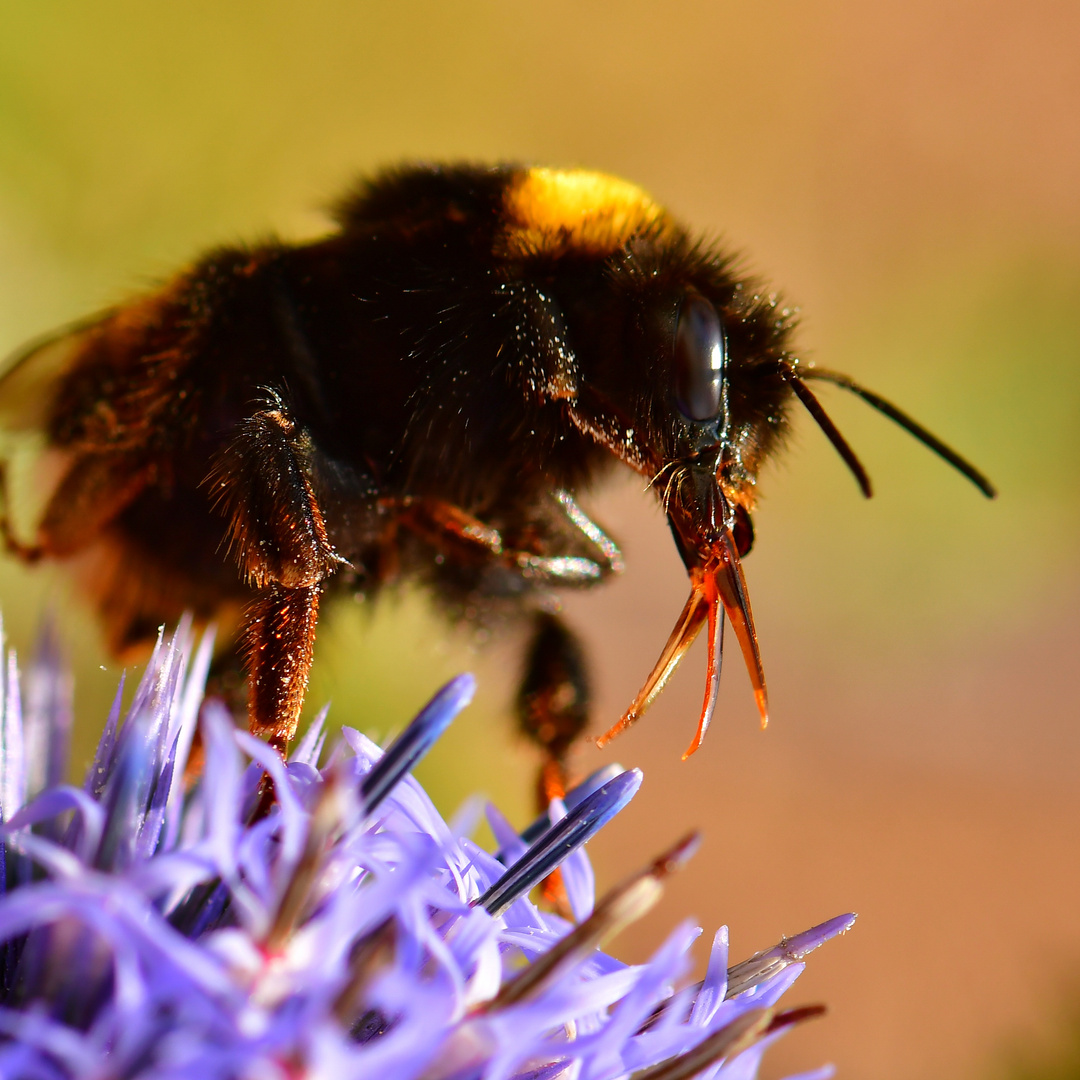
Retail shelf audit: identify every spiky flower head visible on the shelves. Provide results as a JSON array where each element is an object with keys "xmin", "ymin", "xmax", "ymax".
[{"xmin": 0, "ymin": 621, "xmax": 854, "ymax": 1079}]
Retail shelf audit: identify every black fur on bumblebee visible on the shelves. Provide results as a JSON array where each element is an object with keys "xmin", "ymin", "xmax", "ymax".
[{"xmin": 0, "ymin": 163, "xmax": 995, "ymax": 802}]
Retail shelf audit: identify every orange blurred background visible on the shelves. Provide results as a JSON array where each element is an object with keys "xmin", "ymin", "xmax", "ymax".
[{"xmin": 0, "ymin": 2, "xmax": 1078, "ymax": 1077}]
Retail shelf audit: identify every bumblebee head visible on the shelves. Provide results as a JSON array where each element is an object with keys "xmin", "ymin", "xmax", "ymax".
[
  {"xmin": 494, "ymin": 167, "xmax": 794, "ymax": 752},
  {"xmin": 494, "ymin": 165, "xmax": 994, "ymax": 756}
]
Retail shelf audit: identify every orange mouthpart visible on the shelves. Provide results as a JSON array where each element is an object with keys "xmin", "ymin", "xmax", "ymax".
[{"xmin": 596, "ymin": 526, "xmax": 768, "ymax": 757}]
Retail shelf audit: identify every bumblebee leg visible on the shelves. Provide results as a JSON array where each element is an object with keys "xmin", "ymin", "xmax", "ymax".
[
  {"xmin": 244, "ymin": 583, "xmax": 321, "ymax": 752},
  {"xmin": 206, "ymin": 391, "xmax": 347, "ymax": 752},
  {"xmin": 546, "ymin": 489, "xmax": 624, "ymax": 578},
  {"xmin": 394, "ymin": 492, "xmax": 616, "ymax": 809},
  {"xmin": 394, "ymin": 490, "xmax": 623, "ymax": 585},
  {"xmin": 517, "ymin": 611, "xmax": 591, "ymax": 808}
]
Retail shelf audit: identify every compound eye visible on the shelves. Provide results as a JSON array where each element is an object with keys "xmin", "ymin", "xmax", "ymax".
[{"xmin": 673, "ymin": 293, "xmax": 726, "ymax": 421}]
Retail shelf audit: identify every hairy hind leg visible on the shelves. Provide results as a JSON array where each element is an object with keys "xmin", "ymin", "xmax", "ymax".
[{"xmin": 206, "ymin": 390, "xmax": 350, "ymax": 752}]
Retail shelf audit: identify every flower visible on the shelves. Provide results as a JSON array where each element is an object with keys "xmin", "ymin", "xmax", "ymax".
[{"xmin": 0, "ymin": 619, "xmax": 855, "ymax": 1079}]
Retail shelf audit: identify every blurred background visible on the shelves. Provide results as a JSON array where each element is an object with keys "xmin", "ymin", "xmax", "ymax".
[{"xmin": 0, "ymin": 1, "xmax": 1077, "ymax": 1076}]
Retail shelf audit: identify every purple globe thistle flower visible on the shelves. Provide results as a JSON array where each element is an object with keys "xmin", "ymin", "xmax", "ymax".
[{"xmin": 0, "ymin": 620, "xmax": 855, "ymax": 1079}]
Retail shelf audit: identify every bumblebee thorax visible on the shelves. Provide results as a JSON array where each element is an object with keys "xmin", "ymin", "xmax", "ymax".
[{"xmin": 499, "ymin": 168, "xmax": 670, "ymax": 260}]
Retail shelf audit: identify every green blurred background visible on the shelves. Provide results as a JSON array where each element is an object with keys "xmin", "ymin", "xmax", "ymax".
[{"xmin": 0, "ymin": 2, "xmax": 1077, "ymax": 1077}]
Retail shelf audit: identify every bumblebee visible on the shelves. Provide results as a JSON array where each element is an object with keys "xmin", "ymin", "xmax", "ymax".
[{"xmin": 0, "ymin": 164, "xmax": 994, "ymax": 801}]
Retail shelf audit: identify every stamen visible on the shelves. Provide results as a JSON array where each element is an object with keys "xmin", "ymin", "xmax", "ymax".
[
  {"xmin": 484, "ymin": 831, "xmax": 700, "ymax": 1010},
  {"xmin": 333, "ymin": 915, "xmax": 397, "ymax": 1024},
  {"xmin": 360, "ymin": 674, "xmax": 475, "ymax": 814},
  {"xmin": 476, "ymin": 768, "xmax": 642, "ymax": 916},
  {"xmin": 766, "ymin": 1004, "xmax": 828, "ymax": 1033},
  {"xmin": 511, "ymin": 764, "xmax": 625, "ymax": 853},
  {"xmin": 643, "ymin": 913, "xmax": 854, "ymax": 1033},
  {"xmin": 725, "ymin": 912, "xmax": 857, "ymax": 998},
  {"xmin": 263, "ymin": 771, "xmax": 347, "ymax": 951},
  {"xmin": 632, "ymin": 1004, "xmax": 826, "ymax": 1080},
  {"xmin": 632, "ymin": 1007, "xmax": 774, "ymax": 1080}
]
